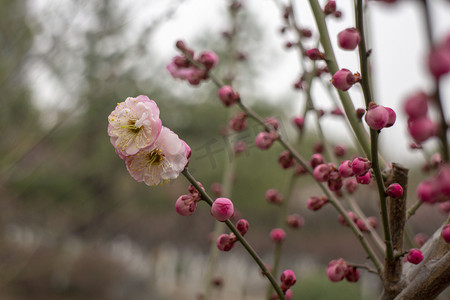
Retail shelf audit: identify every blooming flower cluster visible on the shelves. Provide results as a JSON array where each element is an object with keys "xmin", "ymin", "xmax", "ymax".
[{"xmin": 108, "ymin": 95, "xmax": 190, "ymax": 186}]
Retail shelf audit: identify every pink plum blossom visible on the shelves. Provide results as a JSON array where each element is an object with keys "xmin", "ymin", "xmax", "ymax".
[
  {"xmin": 175, "ymin": 195, "xmax": 197, "ymax": 216},
  {"xmin": 108, "ymin": 95, "xmax": 162, "ymax": 156},
  {"xmin": 125, "ymin": 127, "xmax": 189, "ymax": 186}
]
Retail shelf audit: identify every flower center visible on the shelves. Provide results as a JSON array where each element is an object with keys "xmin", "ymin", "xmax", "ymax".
[
  {"xmin": 147, "ymin": 149, "xmax": 164, "ymax": 166},
  {"xmin": 121, "ymin": 120, "xmax": 141, "ymax": 133}
]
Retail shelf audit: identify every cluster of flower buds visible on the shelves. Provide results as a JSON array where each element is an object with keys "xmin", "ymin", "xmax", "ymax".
[
  {"xmin": 176, "ymin": 182, "xmax": 205, "ymax": 216},
  {"xmin": 216, "ymin": 218, "xmax": 249, "ymax": 251},
  {"xmin": 427, "ymin": 34, "xmax": 450, "ymax": 79},
  {"xmin": 166, "ymin": 40, "xmax": 219, "ymax": 85},
  {"xmin": 323, "ymin": 1, "xmax": 342, "ymax": 18},
  {"xmin": 417, "ymin": 164, "xmax": 450, "ymax": 204},
  {"xmin": 364, "ymin": 102, "xmax": 396, "ymax": 131},
  {"xmin": 403, "ymin": 91, "xmax": 436, "ymax": 144},
  {"xmin": 326, "ymin": 259, "xmax": 360, "ymax": 282},
  {"xmin": 107, "ymin": 95, "xmax": 190, "ymax": 186}
]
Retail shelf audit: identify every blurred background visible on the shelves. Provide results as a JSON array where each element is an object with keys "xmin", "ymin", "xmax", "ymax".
[{"xmin": 1, "ymin": 0, "xmax": 449, "ymax": 299}]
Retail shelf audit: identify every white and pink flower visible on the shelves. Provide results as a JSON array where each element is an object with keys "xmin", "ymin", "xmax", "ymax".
[
  {"xmin": 125, "ymin": 127, "xmax": 190, "ymax": 186},
  {"xmin": 108, "ymin": 95, "xmax": 162, "ymax": 157}
]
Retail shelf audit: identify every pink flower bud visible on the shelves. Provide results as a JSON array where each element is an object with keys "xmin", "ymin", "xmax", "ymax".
[
  {"xmin": 229, "ymin": 112, "xmax": 247, "ymax": 132},
  {"xmin": 345, "ymin": 267, "xmax": 360, "ymax": 282},
  {"xmin": 294, "ymin": 164, "xmax": 307, "ymax": 176},
  {"xmin": 442, "ymin": 224, "xmax": 450, "ymax": 243},
  {"xmin": 386, "ymin": 183, "xmax": 404, "ymax": 198},
  {"xmin": 265, "ymin": 117, "xmax": 279, "ymax": 130},
  {"xmin": 234, "ymin": 140, "xmax": 247, "ymax": 155},
  {"xmin": 339, "ymin": 160, "xmax": 354, "ymax": 178},
  {"xmin": 324, "ymin": 1, "xmax": 336, "ymax": 15},
  {"xmin": 216, "ymin": 234, "xmax": 236, "ymax": 251},
  {"xmin": 198, "ymin": 51, "xmax": 219, "ymax": 70},
  {"xmin": 404, "ymin": 91, "xmax": 429, "ymax": 119},
  {"xmin": 313, "ymin": 164, "xmax": 332, "ymax": 182},
  {"xmin": 351, "ymin": 157, "xmax": 371, "ymax": 176},
  {"xmin": 334, "ymin": 145, "xmax": 347, "ymax": 157},
  {"xmin": 414, "ymin": 233, "xmax": 428, "ymax": 247},
  {"xmin": 176, "ymin": 40, "xmax": 187, "ymax": 51},
  {"xmin": 384, "ymin": 107, "xmax": 396, "ymax": 128},
  {"xmin": 280, "ymin": 269, "xmax": 297, "ymax": 291},
  {"xmin": 293, "ymin": 117, "xmax": 305, "ymax": 130},
  {"xmin": 344, "ymin": 177, "xmax": 358, "ymax": 194},
  {"xmin": 365, "ymin": 104, "xmax": 389, "ymax": 130},
  {"xmin": 300, "ymin": 28, "xmax": 312, "ymax": 38},
  {"xmin": 278, "ymin": 150, "xmax": 295, "ymax": 169},
  {"xmin": 407, "ymin": 249, "xmax": 424, "ymax": 264},
  {"xmin": 270, "ymin": 228, "xmax": 286, "ymax": 243},
  {"xmin": 407, "ymin": 117, "xmax": 436, "ymax": 143},
  {"xmin": 211, "ymin": 198, "xmax": 234, "ymax": 222},
  {"xmin": 255, "ymin": 132, "xmax": 277, "ymax": 150},
  {"xmin": 326, "ymin": 259, "xmax": 348, "ymax": 282},
  {"xmin": 313, "ymin": 142, "xmax": 324, "ymax": 153},
  {"xmin": 331, "ymin": 69, "xmax": 357, "ymax": 91},
  {"xmin": 286, "ymin": 214, "xmax": 305, "ymax": 229},
  {"xmin": 285, "ymin": 289, "xmax": 293, "ymax": 300},
  {"xmin": 236, "ymin": 219, "xmax": 249, "ymax": 236},
  {"xmin": 356, "ymin": 219, "xmax": 369, "ymax": 232},
  {"xmin": 218, "ymin": 86, "xmax": 239, "ymax": 107},
  {"xmin": 327, "ymin": 170, "xmax": 343, "ymax": 191},
  {"xmin": 175, "ymin": 195, "xmax": 197, "ymax": 216},
  {"xmin": 437, "ymin": 164, "xmax": 450, "ymax": 196},
  {"xmin": 337, "ymin": 28, "xmax": 360, "ymax": 50},
  {"xmin": 428, "ymin": 47, "xmax": 450, "ymax": 79},
  {"xmin": 310, "ymin": 153, "xmax": 325, "ymax": 169},
  {"xmin": 417, "ymin": 179, "xmax": 438, "ymax": 203},
  {"xmin": 266, "ymin": 189, "xmax": 283, "ymax": 205},
  {"xmin": 356, "ymin": 171, "xmax": 372, "ymax": 184},
  {"xmin": 189, "ymin": 182, "xmax": 205, "ymax": 201},
  {"xmin": 306, "ymin": 48, "xmax": 325, "ymax": 60},
  {"xmin": 367, "ymin": 216, "xmax": 378, "ymax": 229},
  {"xmin": 439, "ymin": 201, "xmax": 450, "ymax": 214},
  {"xmin": 356, "ymin": 107, "xmax": 366, "ymax": 120},
  {"xmin": 307, "ymin": 195, "xmax": 328, "ymax": 211},
  {"xmin": 338, "ymin": 211, "xmax": 358, "ymax": 226}
]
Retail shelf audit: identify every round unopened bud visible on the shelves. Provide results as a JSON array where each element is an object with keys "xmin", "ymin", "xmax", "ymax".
[
  {"xmin": 428, "ymin": 47, "xmax": 450, "ymax": 79},
  {"xmin": 211, "ymin": 198, "xmax": 234, "ymax": 222},
  {"xmin": 337, "ymin": 28, "xmax": 360, "ymax": 50},
  {"xmin": 404, "ymin": 91, "xmax": 429, "ymax": 119},
  {"xmin": 339, "ymin": 160, "xmax": 354, "ymax": 178},
  {"xmin": 408, "ymin": 117, "xmax": 436, "ymax": 143},
  {"xmin": 210, "ymin": 182, "xmax": 222, "ymax": 197},
  {"xmin": 236, "ymin": 219, "xmax": 249, "ymax": 236},
  {"xmin": 414, "ymin": 233, "xmax": 428, "ymax": 247},
  {"xmin": 417, "ymin": 179, "xmax": 438, "ymax": 203},
  {"xmin": 280, "ymin": 269, "xmax": 297, "ymax": 291},
  {"xmin": 327, "ymin": 170, "xmax": 343, "ymax": 191},
  {"xmin": 270, "ymin": 228, "xmax": 286, "ymax": 243},
  {"xmin": 326, "ymin": 259, "xmax": 348, "ymax": 282},
  {"xmin": 255, "ymin": 132, "xmax": 277, "ymax": 150},
  {"xmin": 265, "ymin": 189, "xmax": 283, "ymax": 205},
  {"xmin": 331, "ymin": 69, "xmax": 357, "ymax": 91},
  {"xmin": 356, "ymin": 219, "xmax": 369, "ymax": 232},
  {"xmin": 351, "ymin": 157, "xmax": 371, "ymax": 176},
  {"xmin": 229, "ymin": 112, "xmax": 247, "ymax": 132},
  {"xmin": 175, "ymin": 195, "xmax": 197, "ymax": 216},
  {"xmin": 338, "ymin": 211, "xmax": 358, "ymax": 226},
  {"xmin": 306, "ymin": 48, "xmax": 325, "ymax": 60},
  {"xmin": 365, "ymin": 104, "xmax": 389, "ymax": 130},
  {"xmin": 218, "ymin": 85, "xmax": 239, "ymax": 107},
  {"xmin": 385, "ymin": 107, "xmax": 396, "ymax": 128},
  {"xmin": 345, "ymin": 267, "xmax": 360, "ymax": 282},
  {"xmin": 293, "ymin": 117, "xmax": 305, "ymax": 130},
  {"xmin": 407, "ymin": 249, "xmax": 424, "ymax": 264},
  {"xmin": 324, "ymin": 1, "xmax": 336, "ymax": 15},
  {"xmin": 442, "ymin": 224, "xmax": 450, "ymax": 243},
  {"xmin": 199, "ymin": 51, "xmax": 219, "ymax": 70},
  {"xmin": 307, "ymin": 195, "xmax": 328, "ymax": 211},
  {"xmin": 356, "ymin": 171, "xmax": 372, "ymax": 184},
  {"xmin": 344, "ymin": 177, "xmax": 358, "ymax": 194},
  {"xmin": 286, "ymin": 214, "xmax": 304, "ymax": 229},
  {"xmin": 334, "ymin": 144, "xmax": 347, "ymax": 157},
  {"xmin": 278, "ymin": 150, "xmax": 295, "ymax": 169},
  {"xmin": 313, "ymin": 163, "xmax": 332, "ymax": 182},
  {"xmin": 265, "ymin": 117, "xmax": 279, "ymax": 130},
  {"xmin": 216, "ymin": 234, "xmax": 236, "ymax": 251},
  {"xmin": 310, "ymin": 153, "xmax": 325, "ymax": 169},
  {"xmin": 386, "ymin": 183, "xmax": 403, "ymax": 198},
  {"xmin": 356, "ymin": 108, "xmax": 366, "ymax": 120},
  {"xmin": 367, "ymin": 216, "xmax": 378, "ymax": 229}
]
